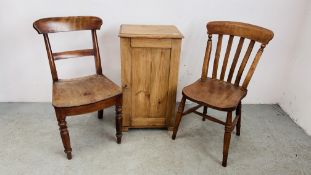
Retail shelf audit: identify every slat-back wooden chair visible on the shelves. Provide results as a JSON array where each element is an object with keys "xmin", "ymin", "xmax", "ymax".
[
  {"xmin": 33, "ymin": 16, "xmax": 123, "ymax": 159},
  {"xmin": 172, "ymin": 21, "xmax": 274, "ymax": 167}
]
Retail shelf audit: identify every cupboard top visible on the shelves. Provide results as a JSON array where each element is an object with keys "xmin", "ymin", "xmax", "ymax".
[{"xmin": 119, "ymin": 24, "xmax": 183, "ymax": 39}]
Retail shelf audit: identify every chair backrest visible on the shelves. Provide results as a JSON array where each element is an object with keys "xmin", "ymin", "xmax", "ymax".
[
  {"xmin": 201, "ymin": 21, "xmax": 274, "ymax": 89},
  {"xmin": 33, "ymin": 16, "xmax": 103, "ymax": 82}
]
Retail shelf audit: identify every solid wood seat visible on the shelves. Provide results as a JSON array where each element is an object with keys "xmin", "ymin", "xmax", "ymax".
[
  {"xmin": 182, "ymin": 78, "xmax": 247, "ymax": 111},
  {"xmin": 53, "ymin": 75, "xmax": 121, "ymax": 107}
]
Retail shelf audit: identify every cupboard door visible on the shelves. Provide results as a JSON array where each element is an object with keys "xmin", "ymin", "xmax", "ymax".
[{"xmin": 131, "ymin": 47, "xmax": 171, "ymax": 126}]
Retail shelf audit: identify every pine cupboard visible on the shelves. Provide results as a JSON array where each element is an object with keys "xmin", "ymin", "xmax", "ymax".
[{"xmin": 119, "ymin": 25, "xmax": 183, "ymax": 131}]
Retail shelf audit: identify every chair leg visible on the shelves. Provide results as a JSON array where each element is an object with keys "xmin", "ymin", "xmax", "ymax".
[
  {"xmin": 55, "ymin": 110, "xmax": 72, "ymax": 160},
  {"xmin": 236, "ymin": 102, "xmax": 241, "ymax": 136},
  {"xmin": 236, "ymin": 102, "xmax": 242, "ymax": 136},
  {"xmin": 202, "ymin": 106, "xmax": 208, "ymax": 121},
  {"xmin": 172, "ymin": 96, "xmax": 186, "ymax": 140},
  {"xmin": 222, "ymin": 111, "xmax": 232, "ymax": 167},
  {"xmin": 98, "ymin": 110, "xmax": 103, "ymax": 119},
  {"xmin": 115, "ymin": 96, "xmax": 123, "ymax": 144}
]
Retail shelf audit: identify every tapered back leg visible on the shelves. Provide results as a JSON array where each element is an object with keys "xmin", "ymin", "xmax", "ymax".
[{"xmin": 172, "ymin": 96, "xmax": 186, "ymax": 140}]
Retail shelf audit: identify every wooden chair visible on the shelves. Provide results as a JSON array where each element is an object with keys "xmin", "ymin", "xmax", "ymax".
[
  {"xmin": 33, "ymin": 16, "xmax": 123, "ymax": 159},
  {"xmin": 172, "ymin": 21, "xmax": 274, "ymax": 167}
]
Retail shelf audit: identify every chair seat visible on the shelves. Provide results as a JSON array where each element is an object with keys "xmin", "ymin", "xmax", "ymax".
[
  {"xmin": 52, "ymin": 75, "xmax": 121, "ymax": 107},
  {"xmin": 182, "ymin": 78, "xmax": 247, "ymax": 111}
]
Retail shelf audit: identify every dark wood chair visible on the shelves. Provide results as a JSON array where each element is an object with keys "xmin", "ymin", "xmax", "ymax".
[
  {"xmin": 172, "ymin": 21, "xmax": 274, "ymax": 167},
  {"xmin": 33, "ymin": 16, "xmax": 123, "ymax": 159}
]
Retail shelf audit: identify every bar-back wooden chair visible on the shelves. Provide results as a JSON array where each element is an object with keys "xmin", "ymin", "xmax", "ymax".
[
  {"xmin": 172, "ymin": 21, "xmax": 274, "ymax": 167},
  {"xmin": 33, "ymin": 16, "xmax": 123, "ymax": 159}
]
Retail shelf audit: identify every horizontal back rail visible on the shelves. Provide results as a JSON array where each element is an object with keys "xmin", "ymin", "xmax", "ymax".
[{"xmin": 53, "ymin": 49, "xmax": 94, "ymax": 60}]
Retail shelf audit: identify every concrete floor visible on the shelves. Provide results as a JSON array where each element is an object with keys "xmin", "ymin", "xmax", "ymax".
[{"xmin": 0, "ymin": 103, "xmax": 310, "ymax": 175}]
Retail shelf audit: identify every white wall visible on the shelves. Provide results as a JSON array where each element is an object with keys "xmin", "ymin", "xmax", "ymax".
[
  {"xmin": 279, "ymin": 1, "xmax": 311, "ymax": 135},
  {"xmin": 0, "ymin": 0, "xmax": 308, "ymax": 104}
]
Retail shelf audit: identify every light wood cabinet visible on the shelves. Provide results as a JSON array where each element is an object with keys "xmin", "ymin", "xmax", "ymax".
[{"xmin": 119, "ymin": 25, "xmax": 183, "ymax": 131}]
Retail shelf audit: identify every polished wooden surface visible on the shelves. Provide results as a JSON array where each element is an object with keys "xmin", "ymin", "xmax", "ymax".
[
  {"xmin": 172, "ymin": 21, "xmax": 274, "ymax": 167},
  {"xmin": 119, "ymin": 24, "xmax": 183, "ymax": 38},
  {"xmin": 182, "ymin": 78, "xmax": 247, "ymax": 111},
  {"xmin": 33, "ymin": 16, "xmax": 102, "ymax": 34},
  {"xmin": 207, "ymin": 21, "xmax": 274, "ymax": 44},
  {"xmin": 34, "ymin": 16, "xmax": 122, "ymax": 159},
  {"xmin": 53, "ymin": 75, "xmax": 121, "ymax": 107},
  {"xmin": 119, "ymin": 25, "xmax": 182, "ymax": 131},
  {"xmin": 52, "ymin": 49, "xmax": 94, "ymax": 61}
]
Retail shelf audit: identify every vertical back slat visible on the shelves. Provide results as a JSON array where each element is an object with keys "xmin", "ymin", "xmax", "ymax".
[
  {"xmin": 242, "ymin": 44, "xmax": 265, "ymax": 89},
  {"xmin": 91, "ymin": 30, "xmax": 103, "ymax": 75},
  {"xmin": 43, "ymin": 34, "xmax": 58, "ymax": 81},
  {"xmin": 201, "ymin": 34, "xmax": 212, "ymax": 81},
  {"xmin": 212, "ymin": 34, "xmax": 223, "ymax": 79},
  {"xmin": 234, "ymin": 40, "xmax": 255, "ymax": 85},
  {"xmin": 220, "ymin": 35, "xmax": 234, "ymax": 80},
  {"xmin": 227, "ymin": 37, "xmax": 245, "ymax": 83}
]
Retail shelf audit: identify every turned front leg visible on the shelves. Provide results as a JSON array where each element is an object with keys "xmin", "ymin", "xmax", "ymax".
[{"xmin": 55, "ymin": 110, "xmax": 72, "ymax": 160}]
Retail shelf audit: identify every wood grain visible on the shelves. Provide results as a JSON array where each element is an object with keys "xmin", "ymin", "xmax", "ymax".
[
  {"xmin": 149, "ymin": 49, "xmax": 171, "ymax": 118},
  {"xmin": 33, "ymin": 16, "xmax": 102, "ymax": 34},
  {"xmin": 43, "ymin": 34, "xmax": 58, "ymax": 81},
  {"xmin": 120, "ymin": 38, "xmax": 132, "ymax": 127},
  {"xmin": 220, "ymin": 35, "xmax": 234, "ymax": 80},
  {"xmin": 119, "ymin": 25, "xmax": 183, "ymax": 39},
  {"xmin": 242, "ymin": 45, "xmax": 265, "ymax": 88},
  {"xmin": 53, "ymin": 49, "xmax": 94, "ymax": 60},
  {"xmin": 34, "ymin": 16, "xmax": 123, "ymax": 159},
  {"xmin": 227, "ymin": 37, "xmax": 245, "ymax": 83},
  {"xmin": 92, "ymin": 30, "xmax": 103, "ymax": 75},
  {"xmin": 201, "ymin": 35, "xmax": 212, "ymax": 81},
  {"xmin": 131, "ymin": 48, "xmax": 152, "ymax": 119},
  {"xmin": 119, "ymin": 25, "xmax": 183, "ymax": 130},
  {"xmin": 212, "ymin": 34, "xmax": 223, "ymax": 79},
  {"xmin": 207, "ymin": 21, "xmax": 273, "ymax": 44},
  {"xmin": 235, "ymin": 40, "xmax": 255, "ymax": 85},
  {"xmin": 131, "ymin": 38, "xmax": 172, "ymax": 48},
  {"xmin": 166, "ymin": 39, "xmax": 182, "ymax": 127},
  {"xmin": 172, "ymin": 21, "xmax": 274, "ymax": 167}
]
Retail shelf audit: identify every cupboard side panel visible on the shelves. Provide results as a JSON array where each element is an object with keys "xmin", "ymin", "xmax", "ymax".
[
  {"xmin": 166, "ymin": 39, "xmax": 182, "ymax": 129},
  {"xmin": 120, "ymin": 38, "xmax": 132, "ymax": 128}
]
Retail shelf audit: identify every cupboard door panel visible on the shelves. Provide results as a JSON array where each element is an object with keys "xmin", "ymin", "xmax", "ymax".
[
  {"xmin": 131, "ymin": 48, "xmax": 152, "ymax": 119},
  {"xmin": 149, "ymin": 49, "xmax": 171, "ymax": 118},
  {"xmin": 131, "ymin": 47, "xmax": 171, "ymax": 122}
]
